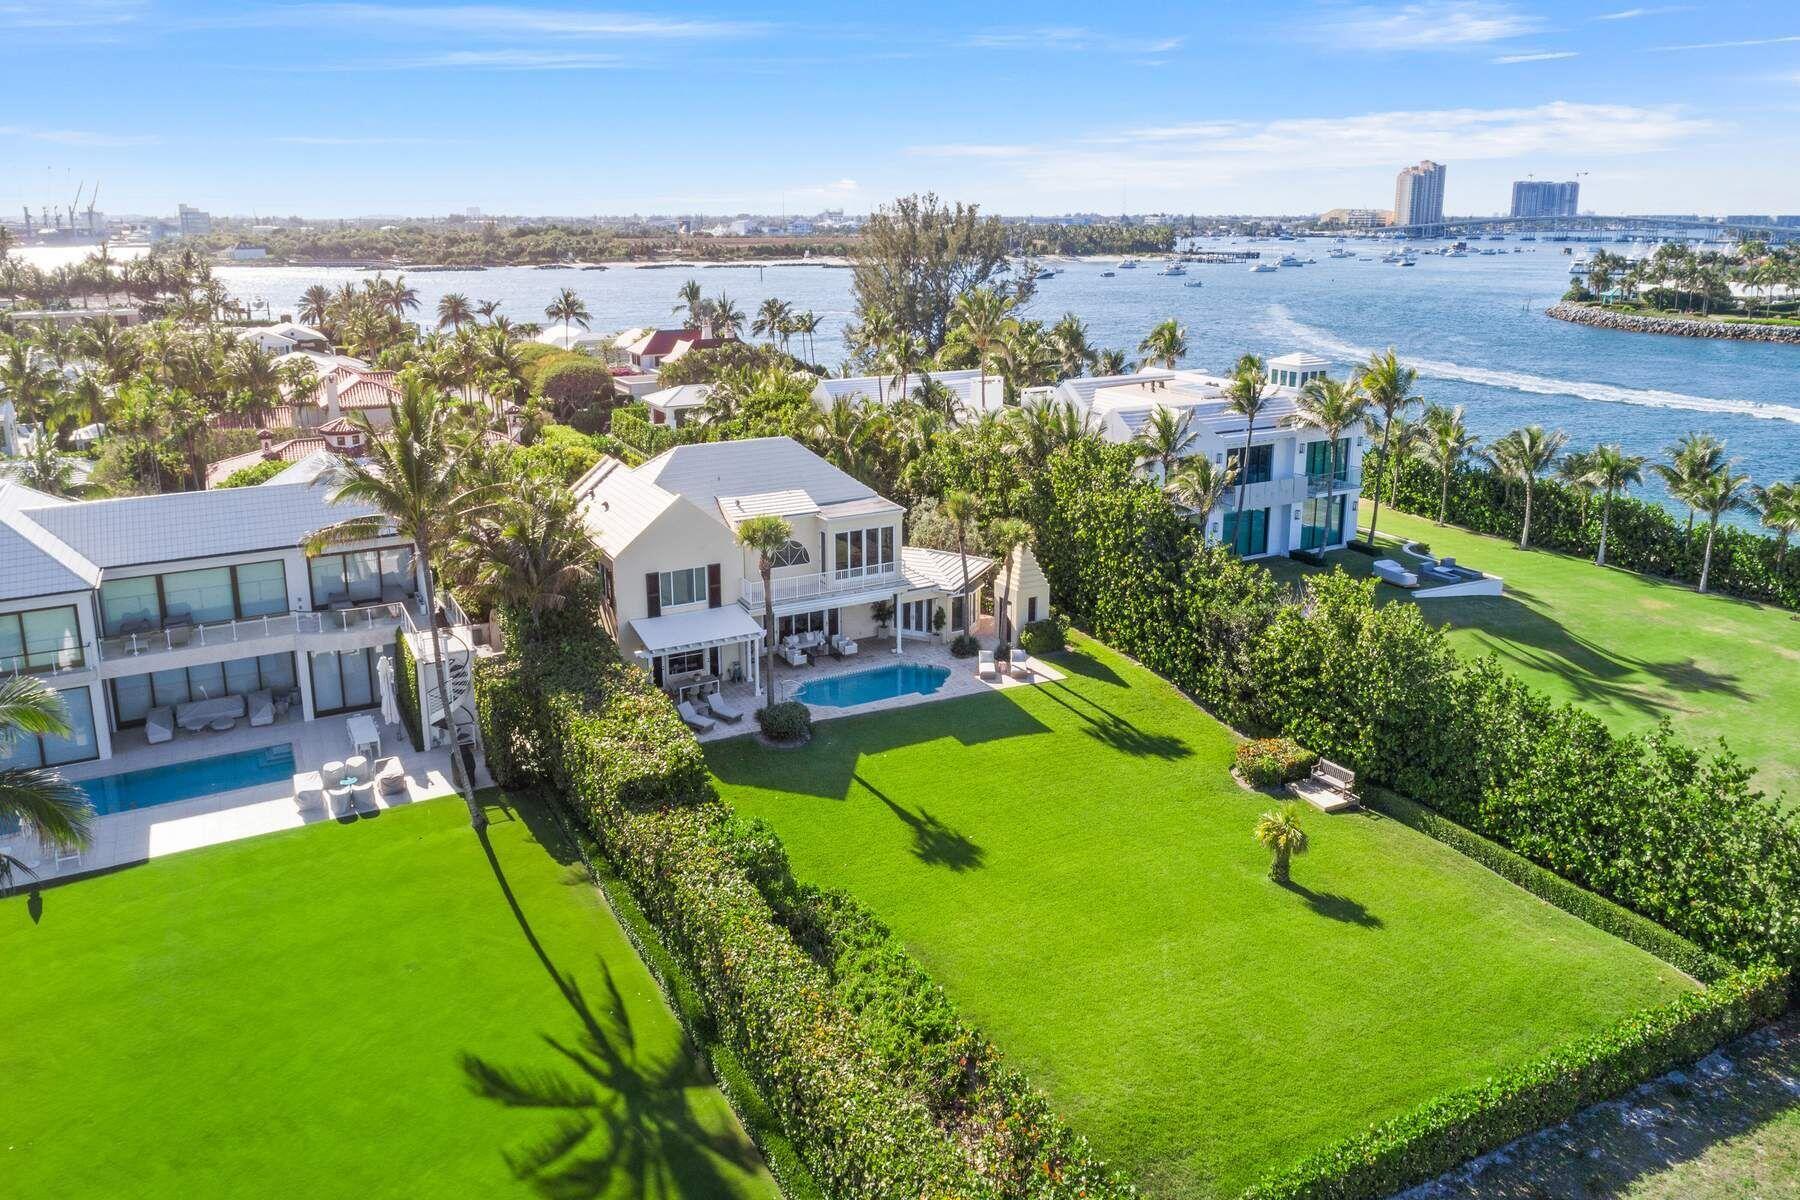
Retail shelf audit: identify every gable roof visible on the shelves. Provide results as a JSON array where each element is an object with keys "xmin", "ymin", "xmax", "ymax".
[
  {"xmin": 0, "ymin": 481, "xmax": 98, "ymax": 601},
  {"xmin": 572, "ymin": 457, "xmax": 683, "ymax": 558},
  {"xmin": 814, "ymin": 369, "xmax": 1003, "ymax": 414},
  {"xmin": 715, "ymin": 488, "xmax": 820, "ymax": 529},
  {"xmin": 638, "ymin": 436, "xmax": 876, "ymax": 514}
]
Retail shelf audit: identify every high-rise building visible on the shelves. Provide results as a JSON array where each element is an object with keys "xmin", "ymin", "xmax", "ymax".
[
  {"xmin": 176, "ymin": 204, "xmax": 212, "ymax": 236},
  {"xmin": 1393, "ymin": 160, "xmax": 1447, "ymax": 228},
  {"xmin": 1510, "ymin": 180, "xmax": 1579, "ymax": 219},
  {"xmin": 1318, "ymin": 207, "xmax": 1394, "ymax": 229}
]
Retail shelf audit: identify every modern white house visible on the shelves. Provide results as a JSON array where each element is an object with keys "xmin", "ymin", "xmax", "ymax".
[
  {"xmin": 812, "ymin": 368, "xmax": 1007, "ymax": 420},
  {"xmin": 237, "ymin": 322, "xmax": 332, "ymax": 357},
  {"xmin": 571, "ymin": 437, "xmax": 1012, "ymax": 696},
  {"xmin": 1065, "ymin": 352, "xmax": 1363, "ymax": 559},
  {"xmin": 0, "ymin": 477, "xmax": 482, "ymax": 779}
]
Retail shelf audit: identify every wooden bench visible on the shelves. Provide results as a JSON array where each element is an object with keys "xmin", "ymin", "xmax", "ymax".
[{"xmin": 1287, "ymin": 758, "xmax": 1359, "ymax": 813}]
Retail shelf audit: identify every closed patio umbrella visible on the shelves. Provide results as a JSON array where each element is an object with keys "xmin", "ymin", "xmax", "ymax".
[{"xmin": 377, "ymin": 654, "xmax": 401, "ymax": 728}]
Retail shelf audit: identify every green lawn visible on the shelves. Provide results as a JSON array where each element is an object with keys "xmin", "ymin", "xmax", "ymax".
[
  {"xmin": 0, "ymin": 793, "xmax": 775, "ymax": 1200},
  {"xmin": 707, "ymin": 636, "xmax": 1697, "ymax": 1198},
  {"xmin": 1262, "ymin": 503, "xmax": 1800, "ymax": 807}
]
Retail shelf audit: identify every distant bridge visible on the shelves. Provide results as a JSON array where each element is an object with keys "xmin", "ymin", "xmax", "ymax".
[{"xmin": 1380, "ymin": 214, "xmax": 1796, "ymax": 239}]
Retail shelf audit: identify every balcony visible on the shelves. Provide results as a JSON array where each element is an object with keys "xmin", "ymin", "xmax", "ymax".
[
  {"xmin": 1305, "ymin": 469, "xmax": 1361, "ymax": 496},
  {"xmin": 740, "ymin": 565, "xmax": 904, "ymax": 612},
  {"xmin": 97, "ymin": 600, "xmax": 419, "ymax": 664},
  {"xmin": 1222, "ymin": 475, "xmax": 1305, "ymax": 512},
  {"xmin": 2, "ymin": 646, "xmax": 92, "ymax": 681}
]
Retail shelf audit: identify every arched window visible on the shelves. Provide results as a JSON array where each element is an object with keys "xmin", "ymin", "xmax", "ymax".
[{"xmin": 769, "ymin": 539, "xmax": 810, "ymax": 568}]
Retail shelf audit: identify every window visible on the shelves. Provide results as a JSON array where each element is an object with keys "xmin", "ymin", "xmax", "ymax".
[
  {"xmin": 1028, "ymin": 596, "xmax": 1039, "ymax": 623},
  {"xmin": 1300, "ymin": 494, "xmax": 1348, "ymax": 551},
  {"xmin": 658, "ymin": 566, "xmax": 708, "ymax": 608},
  {"xmin": 1305, "ymin": 438, "xmax": 1352, "ymax": 482},
  {"xmin": 100, "ymin": 576, "xmax": 160, "ymax": 636},
  {"xmin": 833, "ymin": 527, "xmax": 895, "ymax": 578},
  {"xmin": 310, "ymin": 646, "xmax": 382, "ymax": 715},
  {"xmin": 309, "ymin": 548, "xmax": 414, "ymax": 608},
  {"xmin": 0, "ymin": 686, "xmax": 98, "ymax": 768},
  {"xmin": 769, "ymin": 539, "xmax": 809, "ymax": 568},
  {"xmin": 111, "ymin": 653, "xmax": 298, "ymax": 725},
  {"xmin": 665, "ymin": 650, "xmax": 706, "ymax": 675},
  {"xmin": 100, "ymin": 560, "xmax": 293, "ymax": 634},
  {"xmin": 235, "ymin": 561, "xmax": 289, "ymax": 616},
  {"xmin": 1222, "ymin": 507, "xmax": 1270, "ymax": 557},
  {"xmin": 162, "ymin": 566, "xmax": 235, "ymax": 625},
  {"xmin": 0, "ymin": 605, "xmax": 83, "ymax": 674},
  {"xmin": 1225, "ymin": 444, "xmax": 1273, "ymax": 485},
  {"xmin": 778, "ymin": 610, "xmax": 828, "ymax": 640}
]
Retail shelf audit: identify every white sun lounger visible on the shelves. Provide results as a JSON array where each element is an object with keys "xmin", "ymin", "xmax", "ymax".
[
  {"xmin": 706, "ymin": 692, "xmax": 748, "ymax": 723},
  {"xmin": 247, "ymin": 689, "xmax": 275, "ymax": 728},
  {"xmin": 677, "ymin": 701, "xmax": 716, "ymax": 732},
  {"xmin": 977, "ymin": 650, "xmax": 997, "ymax": 679}
]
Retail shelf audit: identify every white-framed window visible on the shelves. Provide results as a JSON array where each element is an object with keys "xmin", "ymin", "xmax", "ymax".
[
  {"xmin": 658, "ymin": 566, "xmax": 709, "ymax": 608},
  {"xmin": 833, "ymin": 527, "xmax": 895, "ymax": 578},
  {"xmin": 770, "ymin": 539, "xmax": 809, "ymax": 568},
  {"xmin": 665, "ymin": 649, "xmax": 706, "ymax": 675}
]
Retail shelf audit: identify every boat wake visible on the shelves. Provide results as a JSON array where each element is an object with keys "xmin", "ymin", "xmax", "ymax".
[{"xmin": 1263, "ymin": 306, "xmax": 1800, "ymax": 425}]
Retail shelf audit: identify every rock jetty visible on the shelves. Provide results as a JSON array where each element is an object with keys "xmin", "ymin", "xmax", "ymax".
[{"xmin": 1546, "ymin": 302, "xmax": 1800, "ymax": 344}]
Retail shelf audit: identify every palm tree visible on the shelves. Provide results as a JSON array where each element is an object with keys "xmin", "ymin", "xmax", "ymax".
[
  {"xmin": 1167, "ymin": 457, "xmax": 1237, "ymax": 535},
  {"xmin": 0, "ymin": 676, "xmax": 94, "ymax": 888},
  {"xmin": 474, "ymin": 299, "xmax": 503, "ymax": 324},
  {"xmin": 1133, "ymin": 406, "xmax": 1199, "ymax": 483},
  {"xmin": 735, "ymin": 514, "xmax": 793, "ymax": 705},
  {"xmin": 1289, "ymin": 376, "xmax": 1368, "ymax": 550},
  {"xmin": 947, "ymin": 288, "xmax": 1016, "ymax": 413},
  {"xmin": 753, "ymin": 297, "xmax": 794, "ymax": 348},
  {"xmin": 1582, "ymin": 444, "xmax": 1647, "ymax": 567},
  {"xmin": 0, "ymin": 337, "xmax": 58, "ymax": 427},
  {"xmin": 1050, "ymin": 312, "xmax": 1094, "ymax": 379},
  {"xmin": 544, "ymin": 288, "xmax": 590, "ymax": 349},
  {"xmin": 1223, "ymin": 355, "xmax": 1270, "ymax": 535},
  {"xmin": 1652, "ymin": 432, "xmax": 1728, "ymax": 545},
  {"xmin": 790, "ymin": 310, "xmax": 821, "ymax": 364},
  {"xmin": 450, "ymin": 475, "xmax": 598, "ymax": 629},
  {"xmin": 1415, "ymin": 403, "xmax": 1477, "ymax": 526},
  {"xmin": 305, "ymin": 380, "xmax": 498, "ymax": 828},
  {"xmin": 673, "ymin": 279, "xmax": 705, "ymax": 325},
  {"xmin": 436, "ymin": 293, "xmax": 474, "ymax": 332},
  {"xmin": 1093, "ymin": 348, "xmax": 1130, "ymax": 376},
  {"xmin": 879, "ymin": 332, "xmax": 926, "ymax": 407},
  {"xmin": 709, "ymin": 294, "xmax": 744, "ymax": 339},
  {"xmin": 298, "ymin": 284, "xmax": 332, "ymax": 327},
  {"xmin": 1136, "ymin": 319, "xmax": 1186, "ymax": 370},
  {"xmin": 1556, "ymin": 450, "xmax": 1599, "ymax": 526},
  {"xmin": 940, "ymin": 490, "xmax": 981, "ymax": 634},
  {"xmin": 986, "ymin": 517, "xmax": 1031, "ymax": 646},
  {"xmin": 1355, "ymin": 349, "xmax": 1420, "ymax": 546},
  {"xmin": 1253, "ymin": 805, "xmax": 1309, "ymax": 884},
  {"xmin": 12, "ymin": 425, "xmax": 88, "ymax": 497},
  {"xmin": 1484, "ymin": 425, "xmax": 1568, "ymax": 549},
  {"xmin": 1752, "ymin": 480, "xmax": 1799, "ymax": 568},
  {"xmin": 1691, "ymin": 465, "xmax": 1754, "ymax": 593}
]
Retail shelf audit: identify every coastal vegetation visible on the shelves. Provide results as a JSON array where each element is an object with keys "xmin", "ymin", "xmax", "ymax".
[{"xmin": 1558, "ymin": 241, "xmax": 1800, "ymax": 337}]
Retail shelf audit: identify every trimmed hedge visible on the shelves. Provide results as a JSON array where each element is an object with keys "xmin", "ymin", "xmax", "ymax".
[
  {"xmin": 1365, "ymin": 787, "xmax": 1728, "ymax": 983},
  {"xmin": 1243, "ymin": 962, "xmax": 1790, "ymax": 1200},
  {"xmin": 1019, "ymin": 614, "xmax": 1069, "ymax": 656},
  {"xmin": 392, "ymin": 631, "xmax": 423, "ymax": 752},
  {"xmin": 756, "ymin": 700, "xmax": 812, "ymax": 743},
  {"xmin": 476, "ymin": 602, "xmax": 1132, "ymax": 1200}
]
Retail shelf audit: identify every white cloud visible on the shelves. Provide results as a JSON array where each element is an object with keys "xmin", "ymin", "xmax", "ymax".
[
  {"xmin": 387, "ymin": 50, "xmax": 629, "ymax": 69},
  {"xmin": 1593, "ymin": 6, "xmax": 1689, "ymax": 19},
  {"xmin": 789, "ymin": 179, "xmax": 862, "ymax": 202},
  {"xmin": 0, "ymin": 0, "xmax": 143, "ymax": 29},
  {"xmin": 224, "ymin": 4, "xmax": 765, "ymax": 38},
  {"xmin": 0, "ymin": 124, "xmax": 157, "ymax": 147},
  {"xmin": 1313, "ymin": 1, "xmax": 1543, "ymax": 50},
  {"xmin": 1651, "ymin": 35, "xmax": 1800, "ymax": 52},
  {"xmin": 274, "ymin": 135, "xmax": 459, "ymax": 145},
  {"xmin": 965, "ymin": 26, "xmax": 1184, "ymax": 53},
  {"xmin": 1493, "ymin": 50, "xmax": 1579, "ymax": 63}
]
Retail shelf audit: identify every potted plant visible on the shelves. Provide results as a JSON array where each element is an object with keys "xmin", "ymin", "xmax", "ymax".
[
  {"xmin": 870, "ymin": 599, "xmax": 894, "ymax": 635},
  {"xmin": 932, "ymin": 607, "xmax": 947, "ymax": 637}
]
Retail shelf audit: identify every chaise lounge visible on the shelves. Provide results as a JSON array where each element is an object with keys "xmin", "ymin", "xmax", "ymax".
[
  {"xmin": 706, "ymin": 691, "xmax": 748, "ymax": 723},
  {"xmin": 677, "ymin": 700, "xmax": 717, "ymax": 732},
  {"xmin": 1371, "ymin": 559, "xmax": 1419, "ymax": 589}
]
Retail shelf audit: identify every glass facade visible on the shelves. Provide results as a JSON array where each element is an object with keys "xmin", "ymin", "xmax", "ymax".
[
  {"xmin": 110, "ymin": 653, "xmax": 298, "ymax": 726},
  {"xmin": 1225, "ymin": 444, "xmax": 1274, "ymax": 485},
  {"xmin": 308, "ymin": 548, "xmax": 415, "ymax": 608},
  {"xmin": 100, "ymin": 559, "xmax": 292, "ymax": 635},
  {"xmin": 0, "ymin": 685, "xmax": 98, "ymax": 768},
  {"xmin": 1304, "ymin": 438, "xmax": 1351, "ymax": 482},
  {"xmin": 309, "ymin": 646, "xmax": 384, "ymax": 715},
  {"xmin": 1222, "ymin": 507, "xmax": 1270, "ymax": 557},
  {"xmin": 1301, "ymin": 494, "xmax": 1348, "ymax": 551},
  {"xmin": 0, "ymin": 605, "xmax": 84, "ymax": 675}
]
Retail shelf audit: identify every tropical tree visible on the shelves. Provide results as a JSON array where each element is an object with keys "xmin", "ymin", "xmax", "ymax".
[
  {"xmin": 986, "ymin": 516, "xmax": 1031, "ymax": 646},
  {"xmin": 753, "ymin": 297, "xmax": 794, "ymax": 349},
  {"xmin": 1253, "ymin": 805, "xmax": 1308, "ymax": 884},
  {"xmin": 940, "ymin": 490, "xmax": 981, "ymax": 633},
  {"xmin": 1222, "ymin": 354, "xmax": 1270, "ymax": 533},
  {"xmin": 946, "ymin": 287, "xmax": 1017, "ymax": 413},
  {"xmin": 1093, "ymin": 348, "xmax": 1130, "ymax": 376},
  {"xmin": 0, "ymin": 337, "xmax": 58, "ymax": 427},
  {"xmin": 1166, "ymin": 457, "xmax": 1237, "ymax": 535},
  {"xmin": 789, "ymin": 310, "xmax": 821, "ymax": 364},
  {"xmin": 1652, "ymin": 432, "xmax": 1728, "ymax": 544},
  {"xmin": 1050, "ymin": 312, "xmax": 1095, "ymax": 379},
  {"xmin": 1582, "ymin": 444, "xmax": 1646, "ymax": 567},
  {"xmin": 544, "ymin": 288, "xmax": 590, "ymax": 349},
  {"xmin": 1556, "ymin": 449, "xmax": 1599, "ymax": 526},
  {"xmin": 0, "ymin": 676, "xmax": 94, "ymax": 888},
  {"xmin": 449, "ymin": 474, "xmax": 598, "ymax": 628},
  {"xmin": 436, "ymin": 293, "xmax": 475, "ymax": 332},
  {"xmin": 709, "ymin": 294, "xmax": 744, "ymax": 339},
  {"xmin": 1752, "ymin": 479, "xmax": 1799, "ymax": 568},
  {"xmin": 673, "ymin": 279, "xmax": 705, "ymax": 325},
  {"xmin": 1355, "ymin": 349, "xmax": 1420, "ymax": 546},
  {"xmin": 1133, "ymin": 406, "xmax": 1198, "ymax": 483},
  {"xmin": 735, "ymin": 514, "xmax": 793, "ymax": 706},
  {"xmin": 305, "ymin": 380, "xmax": 497, "ymax": 828},
  {"xmin": 298, "ymin": 284, "xmax": 332, "ymax": 327},
  {"xmin": 1136, "ymin": 319, "xmax": 1186, "ymax": 370},
  {"xmin": 879, "ymin": 331, "xmax": 926, "ymax": 407},
  {"xmin": 1289, "ymin": 376, "xmax": 1368, "ymax": 549},
  {"xmin": 1415, "ymin": 403, "xmax": 1477, "ymax": 525},
  {"xmin": 12, "ymin": 425, "xmax": 89, "ymax": 497},
  {"xmin": 1691, "ymin": 465, "xmax": 1754, "ymax": 593},
  {"xmin": 1484, "ymin": 425, "xmax": 1568, "ymax": 549}
]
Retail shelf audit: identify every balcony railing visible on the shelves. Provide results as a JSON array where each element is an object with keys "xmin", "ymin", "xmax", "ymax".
[
  {"xmin": 2, "ymin": 645, "xmax": 92, "ymax": 680},
  {"xmin": 97, "ymin": 600, "xmax": 418, "ymax": 663},
  {"xmin": 1305, "ymin": 469, "xmax": 1361, "ymax": 496},
  {"xmin": 1222, "ymin": 475, "xmax": 1305, "ymax": 512},
  {"xmin": 740, "ymin": 565, "xmax": 903, "ymax": 609}
]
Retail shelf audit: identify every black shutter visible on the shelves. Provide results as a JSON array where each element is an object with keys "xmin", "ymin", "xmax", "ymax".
[
  {"xmin": 652, "ymin": 655, "xmax": 663, "ymax": 686},
  {"xmin": 709, "ymin": 647, "xmax": 720, "ymax": 675},
  {"xmin": 645, "ymin": 574, "xmax": 661, "ymax": 617},
  {"xmin": 707, "ymin": 563, "xmax": 722, "ymax": 608}
]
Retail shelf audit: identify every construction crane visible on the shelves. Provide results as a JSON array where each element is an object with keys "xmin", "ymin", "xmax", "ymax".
[
  {"xmin": 86, "ymin": 182, "xmax": 100, "ymax": 236},
  {"xmin": 69, "ymin": 181, "xmax": 84, "ymax": 232}
]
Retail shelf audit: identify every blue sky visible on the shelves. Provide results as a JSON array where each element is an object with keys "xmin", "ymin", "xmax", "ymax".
[{"xmin": 2, "ymin": 1, "xmax": 1796, "ymax": 218}]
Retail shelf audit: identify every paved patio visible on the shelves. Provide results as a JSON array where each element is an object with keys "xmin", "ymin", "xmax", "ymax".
[
  {"xmin": 689, "ymin": 633, "xmax": 1063, "ymax": 742},
  {"xmin": 3, "ymin": 710, "xmax": 489, "ymax": 889}
]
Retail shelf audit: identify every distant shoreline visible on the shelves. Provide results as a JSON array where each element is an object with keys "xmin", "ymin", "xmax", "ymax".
[{"xmin": 1545, "ymin": 302, "xmax": 1800, "ymax": 345}]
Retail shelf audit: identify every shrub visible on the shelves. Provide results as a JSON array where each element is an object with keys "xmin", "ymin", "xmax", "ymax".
[
  {"xmin": 757, "ymin": 700, "xmax": 812, "ymax": 743},
  {"xmin": 949, "ymin": 632, "xmax": 980, "ymax": 658},
  {"xmin": 1019, "ymin": 613, "xmax": 1069, "ymax": 655},
  {"xmin": 1234, "ymin": 737, "xmax": 1318, "ymax": 787},
  {"xmin": 534, "ymin": 356, "xmax": 618, "ymax": 427},
  {"xmin": 392, "ymin": 630, "xmax": 424, "ymax": 751},
  {"xmin": 215, "ymin": 459, "xmax": 288, "ymax": 488}
]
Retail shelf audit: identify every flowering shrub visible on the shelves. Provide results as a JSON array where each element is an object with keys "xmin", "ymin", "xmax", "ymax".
[{"xmin": 1234, "ymin": 738, "xmax": 1318, "ymax": 788}]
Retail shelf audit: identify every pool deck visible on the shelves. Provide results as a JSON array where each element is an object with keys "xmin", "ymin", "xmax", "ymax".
[
  {"xmin": 693, "ymin": 634, "xmax": 1062, "ymax": 743},
  {"xmin": 3, "ymin": 712, "xmax": 489, "ymax": 890}
]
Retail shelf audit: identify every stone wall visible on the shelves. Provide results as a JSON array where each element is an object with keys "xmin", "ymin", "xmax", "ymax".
[{"xmin": 1546, "ymin": 302, "xmax": 1800, "ymax": 344}]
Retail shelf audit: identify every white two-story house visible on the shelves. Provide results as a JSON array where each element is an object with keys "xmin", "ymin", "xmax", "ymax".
[
  {"xmin": 1062, "ymin": 352, "xmax": 1362, "ymax": 559},
  {"xmin": 812, "ymin": 368, "xmax": 1008, "ymax": 420},
  {"xmin": 571, "ymin": 437, "xmax": 1012, "ymax": 694},
  {"xmin": 0, "ymin": 477, "xmax": 479, "ymax": 778}
]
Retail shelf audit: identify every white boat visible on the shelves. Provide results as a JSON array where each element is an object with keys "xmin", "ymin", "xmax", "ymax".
[
  {"xmin": 1327, "ymin": 247, "xmax": 1355, "ymax": 259},
  {"xmin": 1277, "ymin": 253, "xmax": 1304, "ymax": 267},
  {"xmin": 1117, "ymin": 260, "xmax": 1138, "ymax": 270},
  {"xmin": 1380, "ymin": 250, "xmax": 1405, "ymax": 264},
  {"xmin": 1157, "ymin": 263, "xmax": 1187, "ymax": 276},
  {"xmin": 1249, "ymin": 261, "xmax": 1279, "ymax": 273},
  {"xmin": 1570, "ymin": 259, "xmax": 1589, "ymax": 274}
]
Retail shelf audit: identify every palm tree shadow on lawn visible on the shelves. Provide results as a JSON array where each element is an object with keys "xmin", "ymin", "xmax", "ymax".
[
  {"xmin": 855, "ymin": 773, "xmax": 986, "ymax": 871},
  {"xmin": 1277, "ymin": 878, "xmax": 1383, "ymax": 928},
  {"xmin": 1037, "ymin": 681, "xmax": 1192, "ymax": 761},
  {"xmin": 467, "ymin": 813, "xmax": 762, "ymax": 1199}
]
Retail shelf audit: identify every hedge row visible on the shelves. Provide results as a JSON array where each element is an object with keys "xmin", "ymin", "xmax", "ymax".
[
  {"xmin": 1027, "ymin": 440, "xmax": 1800, "ymax": 974},
  {"xmin": 1373, "ymin": 453, "xmax": 1800, "ymax": 611},
  {"xmin": 1364, "ymin": 787, "xmax": 1729, "ymax": 984},
  {"xmin": 392, "ymin": 629, "xmax": 423, "ymax": 752},
  {"xmin": 476, "ymin": 605, "xmax": 1132, "ymax": 1200},
  {"xmin": 1242, "ymin": 961, "xmax": 1790, "ymax": 1200}
]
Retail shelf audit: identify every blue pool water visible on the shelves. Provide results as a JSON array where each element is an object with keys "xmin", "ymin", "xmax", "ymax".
[
  {"xmin": 76, "ymin": 745, "xmax": 297, "ymax": 816},
  {"xmin": 795, "ymin": 664, "xmax": 952, "ymax": 708}
]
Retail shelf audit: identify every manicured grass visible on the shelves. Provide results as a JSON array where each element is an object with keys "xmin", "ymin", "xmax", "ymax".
[
  {"xmin": 0, "ymin": 793, "xmax": 775, "ymax": 1200},
  {"xmin": 1263, "ymin": 503, "xmax": 1800, "ymax": 806},
  {"xmin": 707, "ymin": 636, "xmax": 1697, "ymax": 1198}
]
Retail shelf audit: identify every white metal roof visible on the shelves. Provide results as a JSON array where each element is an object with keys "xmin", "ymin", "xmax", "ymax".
[
  {"xmin": 644, "ymin": 383, "xmax": 713, "ymax": 411},
  {"xmin": 630, "ymin": 605, "xmax": 763, "ymax": 656},
  {"xmin": 814, "ymin": 369, "xmax": 1003, "ymax": 415},
  {"xmin": 639, "ymin": 436, "xmax": 876, "ymax": 513},
  {"xmin": 573, "ymin": 457, "xmax": 681, "ymax": 557},
  {"xmin": 0, "ymin": 481, "xmax": 98, "ymax": 601},
  {"xmin": 900, "ymin": 545, "xmax": 994, "ymax": 592},
  {"xmin": 716, "ymin": 488, "xmax": 820, "ymax": 528}
]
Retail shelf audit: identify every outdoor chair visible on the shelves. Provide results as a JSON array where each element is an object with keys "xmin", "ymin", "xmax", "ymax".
[
  {"xmin": 145, "ymin": 706, "xmax": 175, "ymax": 745},
  {"xmin": 978, "ymin": 650, "xmax": 996, "ymax": 679},
  {"xmin": 831, "ymin": 634, "xmax": 859, "ymax": 658},
  {"xmin": 53, "ymin": 842, "xmax": 82, "ymax": 872},
  {"xmin": 706, "ymin": 692, "xmax": 748, "ymax": 723},
  {"xmin": 677, "ymin": 701, "xmax": 717, "ymax": 732},
  {"xmin": 781, "ymin": 643, "xmax": 809, "ymax": 668},
  {"xmin": 375, "ymin": 758, "xmax": 407, "ymax": 798}
]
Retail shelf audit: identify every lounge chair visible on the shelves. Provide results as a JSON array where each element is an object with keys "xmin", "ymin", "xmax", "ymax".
[
  {"xmin": 145, "ymin": 705, "xmax": 175, "ymax": 744},
  {"xmin": 831, "ymin": 635, "xmax": 859, "ymax": 658},
  {"xmin": 1371, "ymin": 559, "xmax": 1419, "ymax": 589},
  {"xmin": 977, "ymin": 650, "xmax": 996, "ymax": 679},
  {"xmin": 677, "ymin": 701, "xmax": 717, "ymax": 732},
  {"xmin": 706, "ymin": 692, "xmax": 748, "ymax": 723},
  {"xmin": 247, "ymin": 690, "xmax": 274, "ymax": 728},
  {"xmin": 781, "ymin": 643, "xmax": 809, "ymax": 667}
]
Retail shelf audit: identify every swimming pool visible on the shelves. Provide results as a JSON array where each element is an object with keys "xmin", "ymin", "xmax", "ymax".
[
  {"xmin": 794, "ymin": 663, "xmax": 951, "ymax": 708},
  {"xmin": 76, "ymin": 745, "xmax": 297, "ymax": 816}
]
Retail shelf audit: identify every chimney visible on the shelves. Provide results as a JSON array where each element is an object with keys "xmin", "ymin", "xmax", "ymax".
[
  {"xmin": 698, "ymin": 320, "xmax": 714, "ymax": 341},
  {"xmin": 324, "ymin": 376, "xmax": 340, "ymax": 422}
]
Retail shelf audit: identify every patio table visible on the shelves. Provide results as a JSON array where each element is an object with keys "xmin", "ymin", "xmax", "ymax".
[{"xmin": 346, "ymin": 714, "xmax": 381, "ymax": 760}]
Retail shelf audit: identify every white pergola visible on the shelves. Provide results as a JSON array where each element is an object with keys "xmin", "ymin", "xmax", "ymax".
[{"xmin": 630, "ymin": 606, "xmax": 767, "ymax": 694}]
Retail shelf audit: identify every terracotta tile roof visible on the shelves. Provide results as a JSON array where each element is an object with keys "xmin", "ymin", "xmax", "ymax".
[{"xmin": 204, "ymin": 436, "xmax": 330, "ymax": 486}]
